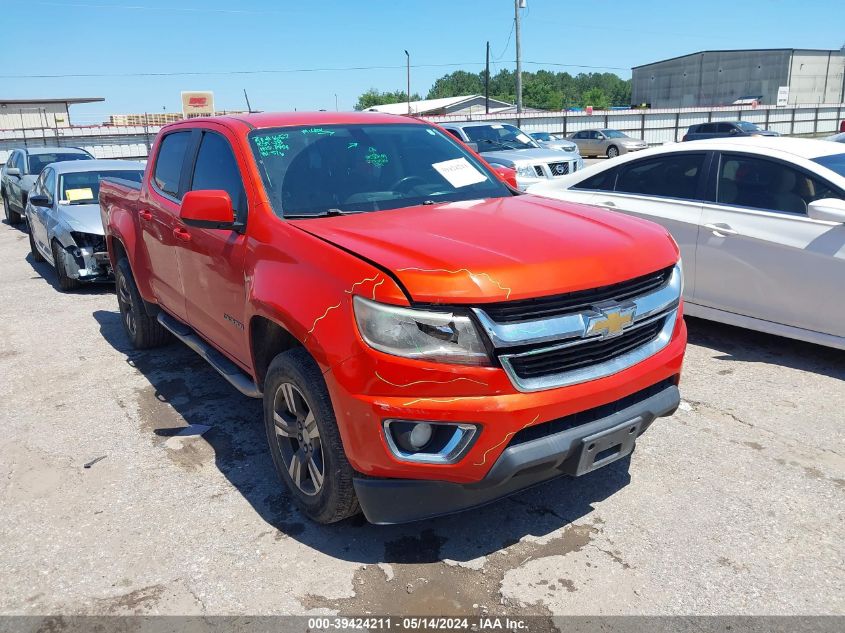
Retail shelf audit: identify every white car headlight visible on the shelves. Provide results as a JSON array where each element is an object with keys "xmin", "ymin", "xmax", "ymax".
[
  {"xmin": 353, "ymin": 296, "xmax": 490, "ymax": 365},
  {"xmin": 515, "ymin": 165, "xmax": 538, "ymax": 178}
]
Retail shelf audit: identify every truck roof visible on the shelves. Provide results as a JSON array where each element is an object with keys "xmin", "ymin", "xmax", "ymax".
[{"xmin": 164, "ymin": 111, "xmax": 421, "ymax": 132}]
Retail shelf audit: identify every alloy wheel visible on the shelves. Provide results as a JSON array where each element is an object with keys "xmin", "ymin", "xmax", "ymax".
[
  {"xmin": 117, "ymin": 274, "xmax": 137, "ymax": 337},
  {"xmin": 272, "ymin": 382, "xmax": 324, "ymax": 496}
]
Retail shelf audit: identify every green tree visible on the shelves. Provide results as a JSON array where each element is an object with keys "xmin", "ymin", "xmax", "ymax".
[
  {"xmin": 354, "ymin": 88, "xmax": 422, "ymax": 111},
  {"xmin": 427, "ymin": 71, "xmax": 484, "ymax": 99},
  {"xmin": 581, "ymin": 87, "xmax": 610, "ymax": 110}
]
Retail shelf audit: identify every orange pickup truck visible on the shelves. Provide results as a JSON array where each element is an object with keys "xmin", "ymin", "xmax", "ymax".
[{"xmin": 99, "ymin": 111, "xmax": 686, "ymax": 524}]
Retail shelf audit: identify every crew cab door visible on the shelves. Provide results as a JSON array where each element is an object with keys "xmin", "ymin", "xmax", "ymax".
[
  {"xmin": 141, "ymin": 130, "xmax": 192, "ymax": 320},
  {"xmin": 176, "ymin": 127, "xmax": 250, "ymax": 366},
  {"xmin": 586, "ymin": 152, "xmax": 709, "ymax": 301},
  {"xmin": 695, "ymin": 152, "xmax": 845, "ymax": 336}
]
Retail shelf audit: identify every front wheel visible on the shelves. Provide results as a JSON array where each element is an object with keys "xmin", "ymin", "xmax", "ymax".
[
  {"xmin": 51, "ymin": 241, "xmax": 82, "ymax": 291},
  {"xmin": 264, "ymin": 347, "xmax": 360, "ymax": 524},
  {"xmin": 606, "ymin": 145, "xmax": 619, "ymax": 159}
]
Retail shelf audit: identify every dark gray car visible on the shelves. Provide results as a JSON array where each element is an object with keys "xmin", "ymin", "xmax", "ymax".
[
  {"xmin": 1, "ymin": 147, "xmax": 93, "ymax": 225},
  {"xmin": 682, "ymin": 121, "xmax": 779, "ymax": 142}
]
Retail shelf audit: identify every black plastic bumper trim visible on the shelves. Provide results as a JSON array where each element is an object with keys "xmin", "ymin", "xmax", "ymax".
[{"xmin": 353, "ymin": 384, "xmax": 680, "ymax": 524}]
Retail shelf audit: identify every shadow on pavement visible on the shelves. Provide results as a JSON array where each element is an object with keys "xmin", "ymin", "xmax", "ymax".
[
  {"xmin": 685, "ymin": 316, "xmax": 844, "ymax": 380},
  {"xmin": 92, "ymin": 308, "xmax": 631, "ymax": 565}
]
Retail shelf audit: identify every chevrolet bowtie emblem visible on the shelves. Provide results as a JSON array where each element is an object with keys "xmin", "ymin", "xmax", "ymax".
[{"xmin": 585, "ymin": 306, "xmax": 636, "ymax": 339}]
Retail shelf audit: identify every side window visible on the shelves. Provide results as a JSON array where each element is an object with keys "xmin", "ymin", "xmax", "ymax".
[
  {"xmin": 717, "ymin": 123, "xmax": 735, "ymax": 133},
  {"xmin": 5, "ymin": 152, "xmax": 15, "ymax": 168},
  {"xmin": 190, "ymin": 131, "xmax": 247, "ymax": 222},
  {"xmin": 444, "ymin": 128, "xmax": 463, "ymax": 141},
  {"xmin": 616, "ymin": 153, "xmax": 706, "ymax": 200},
  {"xmin": 572, "ymin": 131, "xmax": 585, "ymax": 139},
  {"xmin": 44, "ymin": 169, "xmax": 56, "ymax": 200},
  {"xmin": 15, "ymin": 152, "xmax": 26, "ymax": 172},
  {"xmin": 153, "ymin": 131, "xmax": 191, "ymax": 199},
  {"xmin": 572, "ymin": 168, "xmax": 617, "ymax": 192},
  {"xmin": 717, "ymin": 153, "xmax": 838, "ymax": 215}
]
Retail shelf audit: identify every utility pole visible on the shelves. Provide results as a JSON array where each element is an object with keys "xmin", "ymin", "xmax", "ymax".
[
  {"xmin": 514, "ymin": 0, "xmax": 524, "ymax": 118},
  {"xmin": 404, "ymin": 50, "xmax": 411, "ymax": 115},
  {"xmin": 485, "ymin": 41, "xmax": 491, "ymax": 114},
  {"xmin": 243, "ymin": 89, "xmax": 253, "ymax": 113}
]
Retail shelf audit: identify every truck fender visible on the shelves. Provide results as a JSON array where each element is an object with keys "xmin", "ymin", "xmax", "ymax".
[{"xmin": 107, "ymin": 204, "xmax": 156, "ymax": 303}]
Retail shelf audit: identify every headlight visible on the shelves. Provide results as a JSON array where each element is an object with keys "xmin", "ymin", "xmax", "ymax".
[
  {"xmin": 515, "ymin": 164, "xmax": 538, "ymax": 178},
  {"xmin": 353, "ymin": 296, "xmax": 490, "ymax": 365},
  {"xmin": 563, "ymin": 144, "xmax": 578, "ymax": 153}
]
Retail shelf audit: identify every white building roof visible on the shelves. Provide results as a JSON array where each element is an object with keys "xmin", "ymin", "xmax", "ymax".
[{"xmin": 365, "ymin": 94, "xmax": 513, "ymax": 115}]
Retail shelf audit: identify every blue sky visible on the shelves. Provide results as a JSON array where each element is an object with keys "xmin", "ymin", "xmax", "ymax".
[{"xmin": 3, "ymin": 0, "xmax": 843, "ymax": 122}]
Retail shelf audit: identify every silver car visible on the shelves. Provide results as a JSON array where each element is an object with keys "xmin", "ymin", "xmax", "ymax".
[
  {"xmin": 1, "ymin": 146, "xmax": 93, "ymax": 225},
  {"xmin": 440, "ymin": 121, "xmax": 584, "ymax": 190},
  {"xmin": 569, "ymin": 129, "xmax": 648, "ymax": 158},
  {"xmin": 528, "ymin": 131, "xmax": 581, "ymax": 154},
  {"xmin": 25, "ymin": 160, "xmax": 145, "ymax": 290}
]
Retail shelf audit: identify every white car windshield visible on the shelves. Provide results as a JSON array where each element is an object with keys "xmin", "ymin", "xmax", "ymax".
[
  {"xmin": 248, "ymin": 123, "xmax": 509, "ymax": 218},
  {"xmin": 812, "ymin": 153, "xmax": 845, "ymax": 178}
]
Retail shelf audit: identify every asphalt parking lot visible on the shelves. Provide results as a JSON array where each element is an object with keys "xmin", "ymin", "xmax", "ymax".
[{"xmin": 0, "ymin": 214, "xmax": 843, "ymax": 619}]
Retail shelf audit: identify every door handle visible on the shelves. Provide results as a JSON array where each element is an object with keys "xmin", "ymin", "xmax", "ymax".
[
  {"xmin": 139, "ymin": 210, "xmax": 153, "ymax": 221},
  {"xmin": 704, "ymin": 223, "xmax": 738, "ymax": 237},
  {"xmin": 173, "ymin": 227, "xmax": 192, "ymax": 242}
]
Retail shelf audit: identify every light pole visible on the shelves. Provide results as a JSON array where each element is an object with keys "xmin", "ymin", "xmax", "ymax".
[
  {"xmin": 404, "ymin": 50, "xmax": 411, "ymax": 115},
  {"xmin": 515, "ymin": 0, "xmax": 525, "ymax": 118}
]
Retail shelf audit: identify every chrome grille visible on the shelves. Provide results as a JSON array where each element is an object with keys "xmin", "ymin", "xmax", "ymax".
[
  {"xmin": 533, "ymin": 165, "xmax": 545, "ymax": 177},
  {"xmin": 549, "ymin": 162, "xmax": 570, "ymax": 176}
]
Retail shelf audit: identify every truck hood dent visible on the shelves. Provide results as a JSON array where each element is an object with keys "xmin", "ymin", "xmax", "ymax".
[
  {"xmin": 56, "ymin": 204, "xmax": 105, "ymax": 235},
  {"xmin": 290, "ymin": 196, "xmax": 678, "ymax": 304}
]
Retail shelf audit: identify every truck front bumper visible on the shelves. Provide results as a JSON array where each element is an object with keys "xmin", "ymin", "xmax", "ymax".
[{"xmin": 353, "ymin": 381, "xmax": 679, "ymax": 524}]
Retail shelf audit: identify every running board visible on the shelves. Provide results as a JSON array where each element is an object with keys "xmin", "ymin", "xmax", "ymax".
[{"xmin": 157, "ymin": 312, "xmax": 262, "ymax": 398}]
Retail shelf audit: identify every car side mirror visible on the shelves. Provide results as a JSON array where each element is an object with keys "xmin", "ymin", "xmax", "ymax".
[
  {"xmin": 29, "ymin": 194, "xmax": 51, "ymax": 207},
  {"xmin": 465, "ymin": 142, "xmax": 479, "ymax": 153},
  {"xmin": 492, "ymin": 165, "xmax": 518, "ymax": 189},
  {"xmin": 6, "ymin": 167, "xmax": 21, "ymax": 177},
  {"xmin": 180, "ymin": 190, "xmax": 238, "ymax": 230},
  {"xmin": 807, "ymin": 198, "xmax": 845, "ymax": 223},
  {"xmin": 729, "ymin": 128, "xmax": 739, "ymax": 135}
]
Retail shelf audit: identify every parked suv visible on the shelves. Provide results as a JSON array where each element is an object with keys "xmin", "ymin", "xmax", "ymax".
[
  {"xmin": 99, "ymin": 111, "xmax": 686, "ymax": 525},
  {"xmin": 440, "ymin": 121, "xmax": 583, "ymax": 190},
  {"xmin": 682, "ymin": 121, "xmax": 778, "ymax": 142},
  {"xmin": 1, "ymin": 147, "xmax": 93, "ymax": 225}
]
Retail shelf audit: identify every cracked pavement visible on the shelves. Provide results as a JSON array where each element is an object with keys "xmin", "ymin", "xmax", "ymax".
[{"xmin": 0, "ymin": 216, "xmax": 842, "ymax": 618}]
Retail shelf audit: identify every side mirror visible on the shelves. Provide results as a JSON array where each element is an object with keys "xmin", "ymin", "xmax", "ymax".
[
  {"xmin": 29, "ymin": 194, "xmax": 51, "ymax": 207},
  {"xmin": 180, "ymin": 190, "xmax": 238, "ymax": 230},
  {"xmin": 465, "ymin": 142, "xmax": 479, "ymax": 153},
  {"xmin": 6, "ymin": 167, "xmax": 21, "ymax": 178},
  {"xmin": 729, "ymin": 128, "xmax": 739, "ymax": 135},
  {"xmin": 492, "ymin": 165, "xmax": 518, "ymax": 189},
  {"xmin": 807, "ymin": 198, "xmax": 845, "ymax": 223}
]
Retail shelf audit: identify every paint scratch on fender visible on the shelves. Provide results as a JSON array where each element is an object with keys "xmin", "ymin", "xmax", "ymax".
[
  {"xmin": 305, "ymin": 302, "xmax": 342, "ymax": 339},
  {"xmin": 401, "ymin": 395, "xmax": 489, "ymax": 407},
  {"xmin": 344, "ymin": 273, "xmax": 381, "ymax": 295},
  {"xmin": 376, "ymin": 371, "xmax": 487, "ymax": 389}
]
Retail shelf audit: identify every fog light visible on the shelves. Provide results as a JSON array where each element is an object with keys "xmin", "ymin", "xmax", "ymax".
[{"xmin": 383, "ymin": 419, "xmax": 479, "ymax": 464}]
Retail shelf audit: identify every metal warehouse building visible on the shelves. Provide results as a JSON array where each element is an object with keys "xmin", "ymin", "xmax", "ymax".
[
  {"xmin": 0, "ymin": 97, "xmax": 104, "ymax": 129},
  {"xmin": 632, "ymin": 49, "xmax": 845, "ymax": 108}
]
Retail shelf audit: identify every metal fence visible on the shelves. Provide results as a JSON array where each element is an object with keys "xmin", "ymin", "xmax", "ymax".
[
  {"xmin": 426, "ymin": 103, "xmax": 845, "ymax": 145},
  {"xmin": 2, "ymin": 103, "xmax": 844, "ymax": 163}
]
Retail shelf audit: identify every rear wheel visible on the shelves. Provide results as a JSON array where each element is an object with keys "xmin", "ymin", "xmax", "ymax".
[
  {"xmin": 115, "ymin": 257, "xmax": 170, "ymax": 349},
  {"xmin": 264, "ymin": 347, "xmax": 360, "ymax": 524},
  {"xmin": 27, "ymin": 221, "xmax": 44, "ymax": 262},
  {"xmin": 2, "ymin": 193, "xmax": 21, "ymax": 225},
  {"xmin": 606, "ymin": 145, "xmax": 619, "ymax": 159},
  {"xmin": 51, "ymin": 241, "xmax": 81, "ymax": 291}
]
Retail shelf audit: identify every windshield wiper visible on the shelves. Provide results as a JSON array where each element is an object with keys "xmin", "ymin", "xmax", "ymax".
[{"xmin": 284, "ymin": 208, "xmax": 364, "ymax": 219}]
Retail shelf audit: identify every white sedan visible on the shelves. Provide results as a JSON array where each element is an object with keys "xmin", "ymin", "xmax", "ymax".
[{"xmin": 527, "ymin": 137, "xmax": 845, "ymax": 350}]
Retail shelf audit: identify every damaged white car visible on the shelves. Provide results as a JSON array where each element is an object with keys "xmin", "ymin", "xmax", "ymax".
[{"xmin": 25, "ymin": 160, "xmax": 145, "ymax": 290}]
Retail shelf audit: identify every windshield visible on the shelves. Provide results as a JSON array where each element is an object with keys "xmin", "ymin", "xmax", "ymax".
[
  {"xmin": 602, "ymin": 130, "xmax": 629, "ymax": 139},
  {"xmin": 735, "ymin": 122, "xmax": 761, "ymax": 132},
  {"xmin": 531, "ymin": 132, "xmax": 553, "ymax": 141},
  {"xmin": 812, "ymin": 153, "xmax": 845, "ymax": 178},
  {"xmin": 248, "ymin": 123, "xmax": 509, "ymax": 218},
  {"xmin": 28, "ymin": 153, "xmax": 91, "ymax": 175},
  {"xmin": 59, "ymin": 169, "xmax": 144, "ymax": 204},
  {"xmin": 462, "ymin": 124, "xmax": 538, "ymax": 151}
]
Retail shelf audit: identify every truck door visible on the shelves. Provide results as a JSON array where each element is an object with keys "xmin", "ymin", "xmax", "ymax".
[
  {"xmin": 141, "ymin": 130, "xmax": 191, "ymax": 320},
  {"xmin": 175, "ymin": 128, "xmax": 250, "ymax": 367}
]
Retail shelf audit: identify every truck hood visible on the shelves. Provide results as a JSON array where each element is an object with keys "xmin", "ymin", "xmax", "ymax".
[
  {"xmin": 55, "ymin": 203, "xmax": 105, "ymax": 235},
  {"xmin": 479, "ymin": 148, "xmax": 579, "ymax": 166},
  {"xmin": 290, "ymin": 196, "xmax": 678, "ymax": 304}
]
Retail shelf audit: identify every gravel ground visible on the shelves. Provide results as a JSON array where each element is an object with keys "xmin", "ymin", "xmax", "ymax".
[{"xmin": 0, "ymin": 213, "xmax": 842, "ymax": 619}]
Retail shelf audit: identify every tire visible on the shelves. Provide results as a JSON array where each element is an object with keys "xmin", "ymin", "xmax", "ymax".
[
  {"xmin": 263, "ymin": 347, "xmax": 360, "ymax": 524},
  {"xmin": 51, "ymin": 241, "xmax": 82, "ymax": 291},
  {"xmin": 27, "ymin": 221, "xmax": 44, "ymax": 262},
  {"xmin": 115, "ymin": 257, "xmax": 170, "ymax": 349},
  {"xmin": 606, "ymin": 145, "xmax": 619, "ymax": 159}
]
